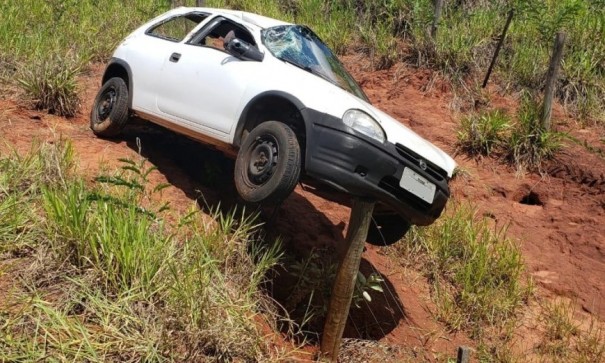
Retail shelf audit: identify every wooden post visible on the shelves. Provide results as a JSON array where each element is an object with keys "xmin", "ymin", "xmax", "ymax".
[
  {"xmin": 482, "ymin": 8, "xmax": 514, "ymax": 88},
  {"xmin": 196, "ymin": 0, "xmax": 205, "ymax": 6},
  {"xmin": 431, "ymin": 0, "xmax": 445, "ymax": 38},
  {"xmin": 457, "ymin": 346, "xmax": 471, "ymax": 363},
  {"xmin": 542, "ymin": 32, "xmax": 566, "ymax": 130},
  {"xmin": 321, "ymin": 198, "xmax": 375, "ymax": 361}
]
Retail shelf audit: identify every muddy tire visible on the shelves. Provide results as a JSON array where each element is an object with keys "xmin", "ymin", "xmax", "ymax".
[
  {"xmin": 366, "ymin": 212, "xmax": 411, "ymax": 246},
  {"xmin": 90, "ymin": 77, "xmax": 129, "ymax": 137},
  {"xmin": 235, "ymin": 121, "xmax": 301, "ymax": 203}
]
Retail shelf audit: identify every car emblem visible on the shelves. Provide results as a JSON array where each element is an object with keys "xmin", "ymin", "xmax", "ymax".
[{"xmin": 419, "ymin": 159, "xmax": 428, "ymax": 170}]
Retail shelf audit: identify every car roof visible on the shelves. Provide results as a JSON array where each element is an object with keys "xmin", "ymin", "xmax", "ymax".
[{"xmin": 174, "ymin": 7, "xmax": 292, "ymax": 29}]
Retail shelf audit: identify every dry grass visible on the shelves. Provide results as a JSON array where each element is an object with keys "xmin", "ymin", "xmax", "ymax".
[{"xmin": 0, "ymin": 141, "xmax": 297, "ymax": 362}]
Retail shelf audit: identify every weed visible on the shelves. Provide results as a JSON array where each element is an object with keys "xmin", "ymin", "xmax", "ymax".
[
  {"xmin": 505, "ymin": 93, "xmax": 564, "ymax": 171},
  {"xmin": 538, "ymin": 300, "xmax": 578, "ymax": 358},
  {"xmin": 18, "ymin": 56, "xmax": 82, "ymax": 117},
  {"xmin": 0, "ymin": 290, "xmax": 163, "ymax": 362},
  {"xmin": 457, "ymin": 109, "xmax": 511, "ymax": 156},
  {"xmin": 388, "ymin": 203, "xmax": 531, "ymax": 358},
  {"xmin": 0, "ymin": 143, "xmax": 293, "ymax": 361},
  {"xmin": 283, "ymin": 249, "xmax": 386, "ymax": 334},
  {"xmin": 458, "ymin": 93, "xmax": 564, "ymax": 171},
  {"xmin": 576, "ymin": 319, "xmax": 605, "ymax": 363},
  {"xmin": 0, "ymin": 141, "xmax": 73, "ymax": 255},
  {"xmin": 537, "ymin": 300, "xmax": 605, "ymax": 362},
  {"xmin": 166, "ymin": 207, "xmax": 283, "ymax": 360}
]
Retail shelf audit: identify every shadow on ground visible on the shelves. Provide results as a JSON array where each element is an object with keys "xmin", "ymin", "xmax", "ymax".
[{"xmin": 120, "ymin": 119, "xmax": 407, "ymax": 340}]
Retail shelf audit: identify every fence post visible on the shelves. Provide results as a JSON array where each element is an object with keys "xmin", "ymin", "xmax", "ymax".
[
  {"xmin": 196, "ymin": 0, "xmax": 205, "ymax": 6},
  {"xmin": 457, "ymin": 346, "xmax": 471, "ymax": 363},
  {"xmin": 542, "ymin": 32, "xmax": 566, "ymax": 130},
  {"xmin": 321, "ymin": 198, "xmax": 375, "ymax": 361},
  {"xmin": 482, "ymin": 8, "xmax": 514, "ymax": 88},
  {"xmin": 431, "ymin": 0, "xmax": 445, "ymax": 38}
]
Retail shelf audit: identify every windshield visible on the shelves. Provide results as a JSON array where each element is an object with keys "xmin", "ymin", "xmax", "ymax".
[{"xmin": 261, "ymin": 25, "xmax": 369, "ymax": 102}]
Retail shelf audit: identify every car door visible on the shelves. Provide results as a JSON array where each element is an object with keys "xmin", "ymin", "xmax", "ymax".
[
  {"xmin": 127, "ymin": 11, "xmax": 210, "ymax": 114},
  {"xmin": 155, "ymin": 17, "xmax": 262, "ymax": 135}
]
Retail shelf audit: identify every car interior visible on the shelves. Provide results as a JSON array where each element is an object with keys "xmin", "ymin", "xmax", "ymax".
[{"xmin": 190, "ymin": 19, "xmax": 256, "ymax": 51}]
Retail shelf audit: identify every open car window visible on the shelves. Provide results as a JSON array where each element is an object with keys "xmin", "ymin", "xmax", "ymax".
[
  {"xmin": 189, "ymin": 18, "xmax": 256, "ymax": 51},
  {"xmin": 147, "ymin": 12, "xmax": 209, "ymax": 42}
]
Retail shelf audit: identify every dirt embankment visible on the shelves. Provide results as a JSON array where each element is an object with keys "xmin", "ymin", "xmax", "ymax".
[{"xmin": 1, "ymin": 58, "xmax": 604, "ymax": 360}]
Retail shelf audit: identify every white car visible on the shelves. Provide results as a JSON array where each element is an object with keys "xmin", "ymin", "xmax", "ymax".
[{"xmin": 90, "ymin": 7, "xmax": 456, "ymax": 245}]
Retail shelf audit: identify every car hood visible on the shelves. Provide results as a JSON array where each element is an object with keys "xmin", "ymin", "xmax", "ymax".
[{"xmin": 310, "ymin": 81, "xmax": 457, "ymax": 177}]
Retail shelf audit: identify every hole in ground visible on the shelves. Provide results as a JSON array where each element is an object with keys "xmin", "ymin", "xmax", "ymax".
[{"xmin": 519, "ymin": 191, "xmax": 543, "ymax": 206}]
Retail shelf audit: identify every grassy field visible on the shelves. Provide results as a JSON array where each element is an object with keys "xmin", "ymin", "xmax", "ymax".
[
  {"xmin": 0, "ymin": 142, "xmax": 292, "ymax": 361},
  {"xmin": 1, "ymin": 0, "xmax": 603, "ymax": 361},
  {"xmin": 1, "ymin": 0, "xmax": 603, "ymax": 121}
]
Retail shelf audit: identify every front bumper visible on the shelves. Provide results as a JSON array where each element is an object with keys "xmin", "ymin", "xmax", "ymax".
[{"xmin": 303, "ymin": 109, "xmax": 451, "ymax": 226}]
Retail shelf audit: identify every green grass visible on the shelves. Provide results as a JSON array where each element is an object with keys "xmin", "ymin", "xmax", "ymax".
[
  {"xmin": 0, "ymin": 141, "xmax": 293, "ymax": 361},
  {"xmin": 0, "ymin": 141, "xmax": 74, "ymax": 255},
  {"xmin": 457, "ymin": 109, "xmax": 511, "ymax": 157},
  {"xmin": 537, "ymin": 300, "xmax": 605, "ymax": 362},
  {"xmin": 388, "ymin": 203, "xmax": 532, "ymax": 360},
  {"xmin": 2, "ymin": 0, "xmax": 603, "ymax": 121},
  {"xmin": 505, "ymin": 93, "xmax": 564, "ymax": 172},
  {"xmin": 457, "ymin": 94, "xmax": 564, "ymax": 171}
]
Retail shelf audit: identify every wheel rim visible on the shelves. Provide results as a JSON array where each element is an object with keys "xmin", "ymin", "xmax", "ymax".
[
  {"xmin": 95, "ymin": 86, "xmax": 117, "ymax": 123},
  {"xmin": 247, "ymin": 135, "xmax": 279, "ymax": 185}
]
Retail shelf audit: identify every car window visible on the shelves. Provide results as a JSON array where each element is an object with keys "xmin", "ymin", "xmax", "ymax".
[
  {"xmin": 147, "ymin": 13, "xmax": 209, "ymax": 42},
  {"xmin": 190, "ymin": 19, "xmax": 256, "ymax": 51}
]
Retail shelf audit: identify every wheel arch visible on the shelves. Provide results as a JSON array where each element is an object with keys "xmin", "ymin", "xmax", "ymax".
[
  {"xmin": 101, "ymin": 58, "xmax": 133, "ymax": 108},
  {"xmin": 234, "ymin": 91, "xmax": 310, "ymax": 165}
]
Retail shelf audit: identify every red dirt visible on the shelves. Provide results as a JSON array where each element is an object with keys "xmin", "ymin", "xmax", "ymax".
[{"xmin": 2, "ymin": 58, "xmax": 604, "ymax": 361}]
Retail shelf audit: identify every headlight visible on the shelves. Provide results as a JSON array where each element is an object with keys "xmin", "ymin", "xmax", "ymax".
[{"xmin": 342, "ymin": 109, "xmax": 386, "ymax": 144}]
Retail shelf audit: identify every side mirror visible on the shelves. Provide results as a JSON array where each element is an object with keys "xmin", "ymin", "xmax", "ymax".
[{"xmin": 225, "ymin": 38, "xmax": 264, "ymax": 62}]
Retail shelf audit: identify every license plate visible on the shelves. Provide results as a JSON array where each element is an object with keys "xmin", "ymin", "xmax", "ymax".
[{"xmin": 399, "ymin": 167, "xmax": 436, "ymax": 204}]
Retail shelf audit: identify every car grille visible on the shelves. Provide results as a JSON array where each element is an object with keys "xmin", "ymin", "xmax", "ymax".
[{"xmin": 395, "ymin": 143, "xmax": 448, "ymax": 182}]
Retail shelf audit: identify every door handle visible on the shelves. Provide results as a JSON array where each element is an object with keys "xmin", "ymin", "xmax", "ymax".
[{"xmin": 169, "ymin": 52, "xmax": 181, "ymax": 63}]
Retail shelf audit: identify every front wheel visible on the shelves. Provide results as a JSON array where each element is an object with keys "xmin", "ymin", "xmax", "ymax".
[
  {"xmin": 234, "ymin": 121, "xmax": 301, "ymax": 204},
  {"xmin": 366, "ymin": 212, "xmax": 411, "ymax": 246},
  {"xmin": 90, "ymin": 77, "xmax": 129, "ymax": 137}
]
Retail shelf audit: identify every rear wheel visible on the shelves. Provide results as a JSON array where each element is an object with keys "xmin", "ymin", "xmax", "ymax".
[
  {"xmin": 90, "ymin": 77, "xmax": 129, "ymax": 137},
  {"xmin": 235, "ymin": 121, "xmax": 301, "ymax": 203}
]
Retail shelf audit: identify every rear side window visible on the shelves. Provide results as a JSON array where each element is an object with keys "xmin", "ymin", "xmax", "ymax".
[{"xmin": 147, "ymin": 13, "xmax": 208, "ymax": 42}]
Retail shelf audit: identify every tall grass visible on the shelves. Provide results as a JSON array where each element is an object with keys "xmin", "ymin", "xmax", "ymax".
[
  {"xmin": 2, "ymin": 1, "xmax": 603, "ymax": 120},
  {"xmin": 0, "ymin": 141, "xmax": 73, "ymax": 255},
  {"xmin": 388, "ymin": 203, "xmax": 531, "ymax": 359},
  {"xmin": 0, "ymin": 142, "xmax": 291, "ymax": 361},
  {"xmin": 505, "ymin": 93, "xmax": 564, "ymax": 171},
  {"xmin": 457, "ymin": 93, "xmax": 564, "ymax": 171}
]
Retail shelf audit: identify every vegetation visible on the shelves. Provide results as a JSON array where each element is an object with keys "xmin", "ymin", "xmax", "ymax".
[
  {"xmin": 0, "ymin": 141, "xmax": 293, "ymax": 361},
  {"xmin": 457, "ymin": 109, "xmax": 510, "ymax": 157},
  {"xmin": 2, "ymin": 0, "xmax": 603, "ymax": 121},
  {"xmin": 388, "ymin": 203, "xmax": 532, "ymax": 360},
  {"xmin": 537, "ymin": 300, "xmax": 605, "ymax": 362},
  {"xmin": 1, "ymin": 0, "xmax": 603, "ymax": 359},
  {"xmin": 281, "ymin": 249, "xmax": 385, "ymax": 336},
  {"xmin": 457, "ymin": 93, "xmax": 563, "ymax": 171}
]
